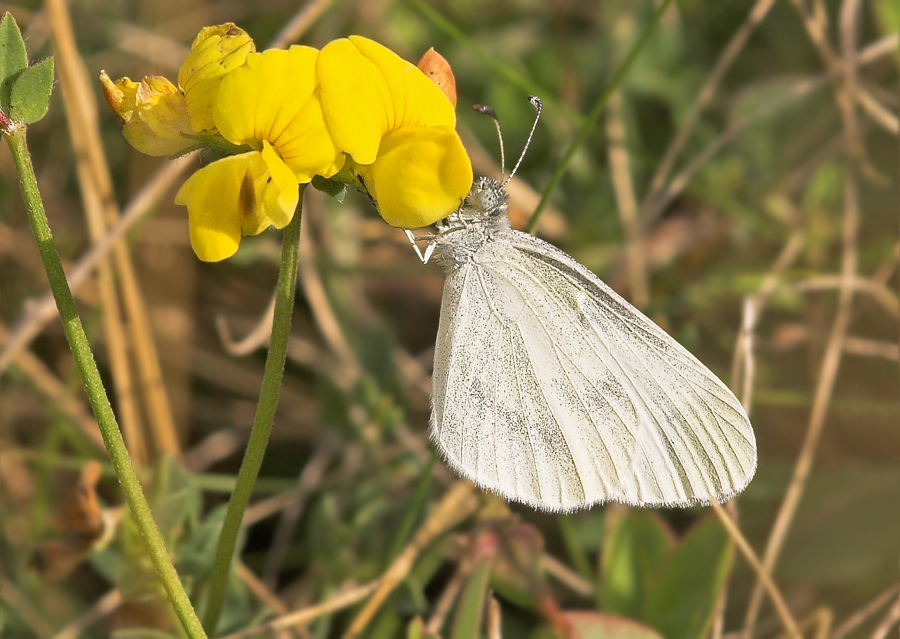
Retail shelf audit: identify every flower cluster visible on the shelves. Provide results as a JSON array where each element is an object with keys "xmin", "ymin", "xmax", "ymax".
[{"xmin": 102, "ymin": 25, "xmax": 472, "ymax": 261}]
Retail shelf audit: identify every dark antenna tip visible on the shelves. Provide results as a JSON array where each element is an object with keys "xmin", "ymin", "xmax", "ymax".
[
  {"xmin": 502, "ymin": 95, "xmax": 542, "ymax": 188},
  {"xmin": 473, "ymin": 103, "xmax": 505, "ymax": 178}
]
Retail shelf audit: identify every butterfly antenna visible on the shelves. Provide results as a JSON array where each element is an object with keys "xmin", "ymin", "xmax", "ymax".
[
  {"xmin": 502, "ymin": 95, "xmax": 542, "ymax": 188},
  {"xmin": 473, "ymin": 103, "xmax": 506, "ymax": 179}
]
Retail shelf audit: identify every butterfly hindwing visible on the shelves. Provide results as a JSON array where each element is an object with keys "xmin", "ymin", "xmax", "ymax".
[{"xmin": 431, "ymin": 229, "xmax": 757, "ymax": 511}]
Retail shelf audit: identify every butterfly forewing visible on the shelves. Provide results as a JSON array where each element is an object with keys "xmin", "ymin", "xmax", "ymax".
[{"xmin": 431, "ymin": 227, "xmax": 757, "ymax": 512}]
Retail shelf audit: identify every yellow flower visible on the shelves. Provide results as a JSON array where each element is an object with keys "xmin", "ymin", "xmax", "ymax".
[
  {"xmin": 214, "ymin": 46, "xmax": 343, "ymax": 182},
  {"xmin": 178, "ymin": 23, "xmax": 256, "ymax": 132},
  {"xmin": 100, "ymin": 73, "xmax": 194, "ymax": 156},
  {"xmin": 103, "ymin": 25, "xmax": 474, "ymax": 261},
  {"xmin": 175, "ymin": 46, "xmax": 343, "ymax": 262},
  {"xmin": 175, "ymin": 141, "xmax": 296, "ymax": 261},
  {"xmin": 318, "ymin": 36, "xmax": 472, "ymax": 229}
]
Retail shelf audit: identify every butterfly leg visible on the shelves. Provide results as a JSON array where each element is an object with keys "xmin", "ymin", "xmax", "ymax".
[{"xmin": 404, "ymin": 229, "xmax": 437, "ymax": 264}]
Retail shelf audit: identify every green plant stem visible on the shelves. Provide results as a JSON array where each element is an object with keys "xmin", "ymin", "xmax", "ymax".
[
  {"xmin": 202, "ymin": 192, "xmax": 304, "ymax": 636},
  {"xmin": 526, "ymin": 0, "xmax": 673, "ymax": 233},
  {"xmin": 4, "ymin": 124, "xmax": 207, "ymax": 639}
]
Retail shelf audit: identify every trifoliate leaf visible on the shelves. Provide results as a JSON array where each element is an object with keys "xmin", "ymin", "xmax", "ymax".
[
  {"xmin": 0, "ymin": 13, "xmax": 28, "ymax": 111},
  {"xmin": 9, "ymin": 57, "xmax": 54, "ymax": 124}
]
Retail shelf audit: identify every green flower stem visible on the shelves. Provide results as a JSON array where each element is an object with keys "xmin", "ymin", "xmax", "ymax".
[
  {"xmin": 526, "ymin": 0, "xmax": 673, "ymax": 233},
  {"xmin": 202, "ymin": 191, "xmax": 304, "ymax": 636},
  {"xmin": 4, "ymin": 124, "xmax": 207, "ymax": 639}
]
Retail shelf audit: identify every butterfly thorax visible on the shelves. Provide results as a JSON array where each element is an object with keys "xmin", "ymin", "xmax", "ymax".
[{"xmin": 430, "ymin": 177, "xmax": 512, "ymax": 273}]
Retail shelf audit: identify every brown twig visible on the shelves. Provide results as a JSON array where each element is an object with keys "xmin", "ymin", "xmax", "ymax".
[
  {"xmin": 298, "ymin": 192, "xmax": 362, "ymax": 384},
  {"xmin": 791, "ymin": 276, "xmax": 899, "ymax": 319},
  {"xmin": 216, "ymin": 291, "xmax": 277, "ymax": 356},
  {"xmin": 46, "ymin": 0, "xmax": 148, "ymax": 465},
  {"xmin": 46, "ymin": 0, "xmax": 181, "ymax": 459},
  {"xmin": 606, "ymin": 88, "xmax": 647, "ymax": 308},
  {"xmin": 0, "ymin": 156, "xmax": 196, "ymax": 378},
  {"xmin": 742, "ymin": 0, "xmax": 864, "ymax": 628},
  {"xmin": 831, "ymin": 584, "xmax": 900, "ymax": 639},
  {"xmin": 261, "ymin": 440, "xmax": 335, "ymax": 587},
  {"xmin": 487, "ymin": 593, "xmax": 503, "ymax": 639},
  {"xmin": 269, "ymin": 0, "xmax": 335, "ymax": 49},
  {"xmin": 709, "ymin": 502, "xmax": 801, "ymax": 639},
  {"xmin": 50, "ymin": 589, "xmax": 122, "ymax": 639},
  {"xmin": 0, "ymin": 575, "xmax": 55, "ymax": 639},
  {"xmin": 841, "ymin": 336, "xmax": 900, "ymax": 361},
  {"xmin": 342, "ymin": 481, "xmax": 480, "ymax": 638},
  {"xmin": 869, "ymin": 599, "xmax": 900, "ymax": 639},
  {"xmin": 730, "ymin": 230, "xmax": 806, "ymax": 412},
  {"xmin": 0, "ymin": 0, "xmax": 339, "ymax": 385},
  {"xmin": 218, "ymin": 581, "xmax": 381, "ymax": 639},
  {"xmin": 1, "ymin": 324, "xmax": 106, "ymax": 451},
  {"xmin": 641, "ymin": 0, "xmax": 779, "ymax": 219},
  {"xmin": 426, "ymin": 550, "xmax": 474, "ymax": 634},
  {"xmin": 541, "ymin": 553, "xmax": 594, "ymax": 598},
  {"xmin": 641, "ymin": 33, "xmax": 898, "ymax": 232}
]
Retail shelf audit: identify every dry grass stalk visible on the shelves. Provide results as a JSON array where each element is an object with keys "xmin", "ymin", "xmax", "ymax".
[
  {"xmin": 641, "ymin": 34, "xmax": 898, "ymax": 232},
  {"xmin": 426, "ymin": 547, "xmax": 475, "ymax": 633},
  {"xmin": 487, "ymin": 593, "xmax": 503, "ymax": 639},
  {"xmin": 342, "ymin": 481, "xmax": 480, "ymax": 638},
  {"xmin": 742, "ymin": 1, "xmax": 866, "ymax": 632},
  {"xmin": 869, "ymin": 599, "xmax": 900, "ymax": 639},
  {"xmin": 216, "ymin": 292, "xmax": 278, "ymax": 356},
  {"xmin": 45, "ymin": 0, "xmax": 148, "ymax": 465},
  {"xmin": 641, "ymin": 0, "xmax": 779, "ymax": 218},
  {"xmin": 50, "ymin": 589, "xmax": 122, "ymax": 639},
  {"xmin": 831, "ymin": 585, "xmax": 900, "ymax": 639},
  {"xmin": 0, "ymin": 575, "xmax": 55, "ymax": 639},
  {"xmin": 46, "ymin": 0, "xmax": 181, "ymax": 459},
  {"xmin": 606, "ymin": 87, "xmax": 648, "ymax": 309},
  {"xmin": 218, "ymin": 580, "xmax": 381, "ymax": 639},
  {"xmin": 709, "ymin": 501, "xmax": 801, "ymax": 639},
  {"xmin": 262, "ymin": 441, "xmax": 336, "ymax": 587},
  {"xmin": 0, "ymin": 324, "xmax": 107, "ymax": 451}
]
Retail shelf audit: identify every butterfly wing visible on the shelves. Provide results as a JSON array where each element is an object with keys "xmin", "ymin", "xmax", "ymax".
[{"xmin": 431, "ymin": 229, "xmax": 757, "ymax": 512}]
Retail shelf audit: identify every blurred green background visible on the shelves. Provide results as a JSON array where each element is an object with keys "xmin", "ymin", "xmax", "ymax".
[{"xmin": 1, "ymin": 0, "xmax": 897, "ymax": 637}]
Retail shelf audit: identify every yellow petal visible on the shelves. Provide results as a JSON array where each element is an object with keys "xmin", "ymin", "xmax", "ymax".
[
  {"xmin": 357, "ymin": 126, "xmax": 472, "ymax": 228},
  {"xmin": 317, "ymin": 38, "xmax": 392, "ymax": 165},
  {"xmin": 259, "ymin": 140, "xmax": 299, "ymax": 229},
  {"xmin": 100, "ymin": 72, "xmax": 194, "ymax": 156},
  {"xmin": 215, "ymin": 47, "xmax": 344, "ymax": 181},
  {"xmin": 179, "ymin": 23, "xmax": 255, "ymax": 132},
  {"xmin": 132, "ymin": 76, "xmax": 194, "ymax": 155},
  {"xmin": 175, "ymin": 153, "xmax": 261, "ymax": 261},
  {"xmin": 100, "ymin": 72, "xmax": 137, "ymax": 125},
  {"xmin": 348, "ymin": 36, "xmax": 456, "ymax": 129}
]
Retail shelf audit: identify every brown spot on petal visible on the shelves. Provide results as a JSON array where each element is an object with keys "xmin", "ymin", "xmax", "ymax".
[
  {"xmin": 239, "ymin": 168, "xmax": 256, "ymax": 221},
  {"xmin": 418, "ymin": 47, "xmax": 457, "ymax": 108}
]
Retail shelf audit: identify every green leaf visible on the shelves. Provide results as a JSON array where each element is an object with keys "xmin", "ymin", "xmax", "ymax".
[
  {"xmin": 407, "ymin": 616, "xmax": 425, "ymax": 639},
  {"xmin": 873, "ymin": 0, "xmax": 900, "ymax": 37},
  {"xmin": 557, "ymin": 514, "xmax": 596, "ymax": 585},
  {"xmin": 565, "ymin": 611, "xmax": 665, "ymax": 639},
  {"xmin": 9, "ymin": 57, "xmax": 54, "ymax": 124},
  {"xmin": 600, "ymin": 509, "xmax": 674, "ymax": 618},
  {"xmin": 0, "ymin": 13, "xmax": 27, "ymax": 111},
  {"xmin": 450, "ymin": 558, "xmax": 491, "ymax": 639},
  {"xmin": 312, "ymin": 175, "xmax": 347, "ymax": 202},
  {"xmin": 644, "ymin": 515, "xmax": 733, "ymax": 639}
]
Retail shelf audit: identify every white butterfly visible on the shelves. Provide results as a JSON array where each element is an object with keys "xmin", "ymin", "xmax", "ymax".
[{"xmin": 405, "ymin": 100, "xmax": 757, "ymax": 512}]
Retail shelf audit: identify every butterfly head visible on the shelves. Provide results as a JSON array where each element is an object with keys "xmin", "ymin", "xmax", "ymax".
[{"xmin": 463, "ymin": 176, "xmax": 508, "ymax": 218}]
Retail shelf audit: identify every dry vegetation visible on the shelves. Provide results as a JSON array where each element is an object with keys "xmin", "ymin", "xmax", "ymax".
[{"xmin": 0, "ymin": 0, "xmax": 898, "ymax": 638}]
